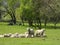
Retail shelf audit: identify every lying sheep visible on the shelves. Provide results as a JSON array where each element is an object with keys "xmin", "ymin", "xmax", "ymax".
[
  {"xmin": 10, "ymin": 32, "xmax": 28, "ymax": 38},
  {"xmin": 19, "ymin": 33, "xmax": 28, "ymax": 38},
  {"xmin": 0, "ymin": 35, "xmax": 4, "ymax": 37},
  {"xmin": 4, "ymin": 33, "xmax": 12, "ymax": 37},
  {"xmin": 35, "ymin": 29, "xmax": 45, "ymax": 37},
  {"xmin": 10, "ymin": 34, "xmax": 15, "ymax": 38},
  {"xmin": 24, "ymin": 32, "xmax": 29, "ymax": 38},
  {"xmin": 10, "ymin": 33, "xmax": 20, "ymax": 38}
]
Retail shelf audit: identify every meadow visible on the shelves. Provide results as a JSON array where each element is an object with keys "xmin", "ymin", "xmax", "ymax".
[{"xmin": 0, "ymin": 22, "xmax": 60, "ymax": 45}]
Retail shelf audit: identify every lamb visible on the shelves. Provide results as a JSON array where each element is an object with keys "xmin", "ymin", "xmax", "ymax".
[{"xmin": 35, "ymin": 29, "xmax": 45, "ymax": 37}]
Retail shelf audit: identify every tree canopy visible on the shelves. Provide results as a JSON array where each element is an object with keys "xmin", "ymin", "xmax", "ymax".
[{"xmin": 0, "ymin": 0, "xmax": 60, "ymax": 28}]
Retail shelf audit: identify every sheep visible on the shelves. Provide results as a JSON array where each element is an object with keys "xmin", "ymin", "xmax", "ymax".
[
  {"xmin": 25, "ymin": 34, "xmax": 29, "ymax": 38},
  {"xmin": 24, "ymin": 32, "xmax": 29, "ymax": 38},
  {"xmin": 4, "ymin": 33, "xmax": 12, "ymax": 37},
  {"xmin": 10, "ymin": 32, "xmax": 29, "ymax": 38},
  {"xmin": 10, "ymin": 33, "xmax": 20, "ymax": 38},
  {"xmin": 19, "ymin": 34, "xmax": 25, "ymax": 38},
  {"xmin": 27, "ymin": 28, "xmax": 34, "ymax": 38},
  {"xmin": 10, "ymin": 34, "xmax": 15, "ymax": 38},
  {"xmin": 10, "ymin": 33, "xmax": 28, "ymax": 38},
  {"xmin": 0, "ymin": 35, "xmax": 4, "ymax": 37},
  {"xmin": 29, "ymin": 29, "xmax": 34, "ymax": 37},
  {"xmin": 18, "ymin": 33, "xmax": 29, "ymax": 38},
  {"xmin": 35, "ymin": 29, "xmax": 45, "ymax": 37}
]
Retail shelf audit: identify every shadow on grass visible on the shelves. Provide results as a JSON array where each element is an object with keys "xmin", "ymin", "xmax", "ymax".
[
  {"xmin": 42, "ymin": 25, "xmax": 60, "ymax": 29},
  {"xmin": 0, "ymin": 22, "xmax": 60, "ymax": 29},
  {"xmin": 31, "ymin": 25, "xmax": 60, "ymax": 29}
]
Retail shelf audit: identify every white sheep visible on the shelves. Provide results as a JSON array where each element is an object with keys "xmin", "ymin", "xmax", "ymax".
[
  {"xmin": 4, "ymin": 33, "xmax": 12, "ymax": 37},
  {"xmin": 0, "ymin": 35, "xmax": 4, "ymax": 37},
  {"xmin": 19, "ymin": 33, "xmax": 28, "ymax": 38},
  {"xmin": 35, "ymin": 29, "xmax": 45, "ymax": 37},
  {"xmin": 24, "ymin": 32, "xmax": 29, "ymax": 38},
  {"xmin": 4, "ymin": 34, "xmax": 10, "ymax": 37},
  {"xmin": 10, "ymin": 34, "xmax": 15, "ymax": 38},
  {"xmin": 10, "ymin": 33, "xmax": 20, "ymax": 38}
]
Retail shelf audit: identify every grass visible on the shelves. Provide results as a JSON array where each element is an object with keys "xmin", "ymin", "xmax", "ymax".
[
  {"xmin": 0, "ymin": 38, "xmax": 60, "ymax": 45},
  {"xmin": 0, "ymin": 22, "xmax": 60, "ymax": 45}
]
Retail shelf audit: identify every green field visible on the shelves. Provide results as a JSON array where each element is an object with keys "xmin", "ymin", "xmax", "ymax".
[{"xmin": 0, "ymin": 22, "xmax": 60, "ymax": 45}]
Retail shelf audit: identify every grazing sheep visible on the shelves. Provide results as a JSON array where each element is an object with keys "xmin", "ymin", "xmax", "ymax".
[{"xmin": 35, "ymin": 29, "xmax": 45, "ymax": 37}]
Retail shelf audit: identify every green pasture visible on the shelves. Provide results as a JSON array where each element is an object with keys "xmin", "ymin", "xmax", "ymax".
[{"xmin": 0, "ymin": 22, "xmax": 60, "ymax": 45}]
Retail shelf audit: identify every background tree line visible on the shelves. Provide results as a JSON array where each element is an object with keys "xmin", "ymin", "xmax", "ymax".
[{"xmin": 0, "ymin": 0, "xmax": 60, "ymax": 29}]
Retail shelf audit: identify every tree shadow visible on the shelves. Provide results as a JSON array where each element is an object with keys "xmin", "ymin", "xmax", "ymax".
[
  {"xmin": 31, "ymin": 25, "xmax": 60, "ymax": 29},
  {"xmin": 42, "ymin": 25, "xmax": 60, "ymax": 29}
]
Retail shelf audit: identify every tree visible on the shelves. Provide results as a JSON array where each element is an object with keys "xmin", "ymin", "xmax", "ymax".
[
  {"xmin": 46, "ymin": 0, "xmax": 60, "ymax": 28},
  {"xmin": 20, "ymin": 0, "xmax": 34, "ymax": 26},
  {"xmin": 1, "ymin": 0, "xmax": 20, "ymax": 25},
  {"xmin": 31, "ymin": 0, "xmax": 42, "ymax": 29},
  {"xmin": 36, "ymin": 0, "xmax": 60, "ymax": 29}
]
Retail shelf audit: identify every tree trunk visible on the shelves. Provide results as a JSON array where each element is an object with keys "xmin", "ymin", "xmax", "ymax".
[
  {"xmin": 7, "ymin": 11, "xmax": 16, "ymax": 25},
  {"xmin": 54, "ymin": 21, "xmax": 57, "ymax": 29},
  {"xmin": 38, "ymin": 19, "xmax": 42, "ymax": 29},
  {"xmin": 54, "ymin": 23, "xmax": 56, "ymax": 29},
  {"xmin": 5, "ymin": 8, "xmax": 16, "ymax": 25},
  {"xmin": 44, "ymin": 18, "xmax": 47, "ymax": 29},
  {"xmin": 0, "ymin": 13, "xmax": 1, "ymax": 20},
  {"xmin": 12, "ymin": 13, "xmax": 16, "ymax": 24},
  {"xmin": 28, "ymin": 20, "xmax": 33, "ymax": 26},
  {"xmin": 21, "ymin": 19, "xmax": 24, "ymax": 26}
]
